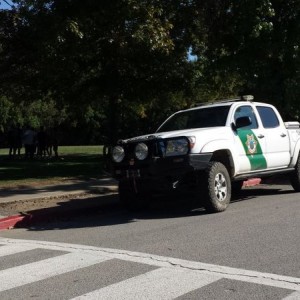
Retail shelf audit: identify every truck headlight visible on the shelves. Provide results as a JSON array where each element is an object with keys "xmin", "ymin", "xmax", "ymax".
[
  {"xmin": 112, "ymin": 146, "xmax": 125, "ymax": 163},
  {"xmin": 135, "ymin": 143, "xmax": 148, "ymax": 160},
  {"xmin": 165, "ymin": 138, "xmax": 189, "ymax": 156}
]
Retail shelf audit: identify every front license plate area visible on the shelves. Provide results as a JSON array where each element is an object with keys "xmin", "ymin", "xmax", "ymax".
[{"xmin": 126, "ymin": 169, "xmax": 141, "ymax": 178}]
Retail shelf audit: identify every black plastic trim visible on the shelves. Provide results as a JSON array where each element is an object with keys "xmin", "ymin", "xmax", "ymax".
[{"xmin": 234, "ymin": 168, "xmax": 295, "ymax": 180}]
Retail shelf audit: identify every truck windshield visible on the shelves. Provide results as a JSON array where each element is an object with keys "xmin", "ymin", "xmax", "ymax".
[{"xmin": 157, "ymin": 106, "xmax": 230, "ymax": 132}]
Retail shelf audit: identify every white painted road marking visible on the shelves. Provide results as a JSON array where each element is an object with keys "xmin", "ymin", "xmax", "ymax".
[
  {"xmin": 0, "ymin": 252, "xmax": 111, "ymax": 292},
  {"xmin": 72, "ymin": 267, "xmax": 221, "ymax": 300},
  {"xmin": 0, "ymin": 243, "xmax": 37, "ymax": 257},
  {"xmin": 0, "ymin": 238, "xmax": 299, "ymax": 299}
]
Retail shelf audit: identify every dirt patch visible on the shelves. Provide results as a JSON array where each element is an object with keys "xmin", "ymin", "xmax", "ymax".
[
  {"xmin": 0, "ymin": 178, "xmax": 85, "ymax": 190},
  {"xmin": 0, "ymin": 191, "xmax": 115, "ymax": 217}
]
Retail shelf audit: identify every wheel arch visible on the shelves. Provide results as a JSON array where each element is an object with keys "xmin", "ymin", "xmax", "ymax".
[
  {"xmin": 201, "ymin": 140, "xmax": 238, "ymax": 177},
  {"xmin": 290, "ymin": 141, "xmax": 300, "ymax": 167},
  {"xmin": 210, "ymin": 149, "xmax": 235, "ymax": 178}
]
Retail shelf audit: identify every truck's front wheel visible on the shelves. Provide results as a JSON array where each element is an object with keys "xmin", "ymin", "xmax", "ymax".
[{"xmin": 203, "ymin": 162, "xmax": 231, "ymax": 213}]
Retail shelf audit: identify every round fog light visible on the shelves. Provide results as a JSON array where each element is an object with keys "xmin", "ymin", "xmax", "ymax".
[
  {"xmin": 135, "ymin": 143, "xmax": 148, "ymax": 160},
  {"xmin": 112, "ymin": 146, "xmax": 125, "ymax": 163}
]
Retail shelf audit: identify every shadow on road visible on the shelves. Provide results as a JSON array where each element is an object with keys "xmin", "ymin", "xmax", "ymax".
[
  {"xmin": 231, "ymin": 185, "xmax": 294, "ymax": 203},
  {"xmin": 20, "ymin": 185, "xmax": 295, "ymax": 232}
]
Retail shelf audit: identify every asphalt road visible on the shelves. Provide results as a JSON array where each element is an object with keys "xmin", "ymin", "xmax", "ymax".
[{"xmin": 0, "ymin": 184, "xmax": 299, "ymax": 299}]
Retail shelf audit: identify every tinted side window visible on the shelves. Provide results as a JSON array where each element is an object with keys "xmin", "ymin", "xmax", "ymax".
[
  {"xmin": 256, "ymin": 106, "xmax": 279, "ymax": 128},
  {"xmin": 234, "ymin": 105, "xmax": 258, "ymax": 129}
]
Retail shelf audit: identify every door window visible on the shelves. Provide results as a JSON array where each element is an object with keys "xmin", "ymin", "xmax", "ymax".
[
  {"xmin": 256, "ymin": 106, "xmax": 280, "ymax": 128},
  {"xmin": 234, "ymin": 106, "xmax": 258, "ymax": 129}
]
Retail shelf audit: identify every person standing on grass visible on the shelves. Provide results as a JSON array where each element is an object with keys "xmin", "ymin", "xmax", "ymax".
[
  {"xmin": 8, "ymin": 123, "xmax": 23, "ymax": 159},
  {"xmin": 52, "ymin": 134, "xmax": 59, "ymax": 158},
  {"xmin": 37, "ymin": 126, "xmax": 49, "ymax": 158},
  {"xmin": 14, "ymin": 123, "xmax": 23, "ymax": 158},
  {"xmin": 7, "ymin": 124, "xmax": 16, "ymax": 159},
  {"xmin": 48, "ymin": 127, "xmax": 59, "ymax": 158},
  {"xmin": 23, "ymin": 125, "xmax": 37, "ymax": 159}
]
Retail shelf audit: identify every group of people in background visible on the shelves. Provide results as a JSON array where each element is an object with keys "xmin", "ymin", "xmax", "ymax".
[{"xmin": 7, "ymin": 124, "xmax": 58, "ymax": 160}]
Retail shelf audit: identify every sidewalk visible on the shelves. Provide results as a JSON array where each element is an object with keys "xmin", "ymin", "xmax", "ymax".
[
  {"xmin": 0, "ymin": 178, "xmax": 119, "ymax": 230},
  {"xmin": 0, "ymin": 178, "xmax": 263, "ymax": 231}
]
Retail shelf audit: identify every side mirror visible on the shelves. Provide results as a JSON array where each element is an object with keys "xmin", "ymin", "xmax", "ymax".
[{"xmin": 235, "ymin": 116, "xmax": 252, "ymax": 129}]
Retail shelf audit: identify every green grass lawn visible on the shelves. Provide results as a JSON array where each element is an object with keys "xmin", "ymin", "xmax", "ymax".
[{"xmin": 0, "ymin": 145, "xmax": 108, "ymax": 187}]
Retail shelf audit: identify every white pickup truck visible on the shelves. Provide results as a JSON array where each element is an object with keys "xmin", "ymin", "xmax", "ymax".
[{"xmin": 110, "ymin": 96, "xmax": 300, "ymax": 212}]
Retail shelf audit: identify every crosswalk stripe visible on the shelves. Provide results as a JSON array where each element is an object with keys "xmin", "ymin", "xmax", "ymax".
[
  {"xmin": 0, "ymin": 252, "xmax": 111, "ymax": 292},
  {"xmin": 71, "ymin": 267, "xmax": 221, "ymax": 300},
  {"xmin": 0, "ymin": 244, "xmax": 37, "ymax": 257},
  {"xmin": 282, "ymin": 291, "xmax": 300, "ymax": 300}
]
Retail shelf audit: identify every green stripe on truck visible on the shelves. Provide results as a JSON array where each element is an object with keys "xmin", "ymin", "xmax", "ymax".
[{"xmin": 237, "ymin": 129, "xmax": 267, "ymax": 170}]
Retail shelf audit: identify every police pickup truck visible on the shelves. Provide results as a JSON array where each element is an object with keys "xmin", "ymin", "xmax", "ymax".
[{"xmin": 110, "ymin": 95, "xmax": 300, "ymax": 212}]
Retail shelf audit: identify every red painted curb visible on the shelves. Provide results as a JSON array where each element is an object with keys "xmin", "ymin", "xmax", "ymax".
[
  {"xmin": 0, "ymin": 215, "xmax": 27, "ymax": 231},
  {"xmin": 0, "ymin": 211, "xmax": 64, "ymax": 231},
  {"xmin": 0, "ymin": 203, "xmax": 113, "ymax": 230},
  {"xmin": 243, "ymin": 178, "xmax": 261, "ymax": 187}
]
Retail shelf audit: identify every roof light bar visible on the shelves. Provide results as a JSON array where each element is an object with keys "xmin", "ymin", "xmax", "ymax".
[{"xmin": 241, "ymin": 95, "xmax": 254, "ymax": 101}]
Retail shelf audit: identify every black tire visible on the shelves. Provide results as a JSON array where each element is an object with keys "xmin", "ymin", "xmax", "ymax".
[
  {"xmin": 202, "ymin": 161, "xmax": 231, "ymax": 213},
  {"xmin": 290, "ymin": 156, "xmax": 300, "ymax": 191}
]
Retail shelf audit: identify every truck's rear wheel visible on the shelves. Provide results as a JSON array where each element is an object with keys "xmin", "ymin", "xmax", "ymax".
[
  {"xmin": 290, "ymin": 156, "xmax": 300, "ymax": 191},
  {"xmin": 203, "ymin": 162, "xmax": 231, "ymax": 213}
]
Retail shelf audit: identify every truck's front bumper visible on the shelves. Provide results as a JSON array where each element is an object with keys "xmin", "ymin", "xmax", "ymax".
[{"xmin": 113, "ymin": 153, "xmax": 212, "ymax": 194}]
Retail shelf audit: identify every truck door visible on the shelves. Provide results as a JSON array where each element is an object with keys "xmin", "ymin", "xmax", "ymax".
[
  {"xmin": 256, "ymin": 105, "xmax": 290, "ymax": 168},
  {"xmin": 233, "ymin": 105, "xmax": 267, "ymax": 173}
]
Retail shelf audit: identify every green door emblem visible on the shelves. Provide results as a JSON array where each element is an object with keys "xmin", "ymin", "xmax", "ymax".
[
  {"xmin": 246, "ymin": 134, "xmax": 257, "ymax": 154},
  {"xmin": 237, "ymin": 129, "xmax": 267, "ymax": 170}
]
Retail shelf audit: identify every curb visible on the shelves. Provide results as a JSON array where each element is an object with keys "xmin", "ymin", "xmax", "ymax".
[
  {"xmin": 0, "ymin": 215, "xmax": 27, "ymax": 231},
  {"xmin": 0, "ymin": 199, "xmax": 119, "ymax": 231},
  {"xmin": 0, "ymin": 189, "xmax": 119, "ymax": 231}
]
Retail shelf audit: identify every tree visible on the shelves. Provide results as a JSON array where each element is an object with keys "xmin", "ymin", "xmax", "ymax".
[
  {"xmin": 0, "ymin": 0, "xmax": 199, "ymax": 142},
  {"xmin": 189, "ymin": 0, "xmax": 300, "ymax": 118}
]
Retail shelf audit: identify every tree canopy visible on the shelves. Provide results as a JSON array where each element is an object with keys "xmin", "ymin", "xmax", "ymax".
[{"xmin": 0, "ymin": 0, "xmax": 299, "ymax": 144}]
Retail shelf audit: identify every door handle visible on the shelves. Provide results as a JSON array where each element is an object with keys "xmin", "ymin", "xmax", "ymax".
[
  {"xmin": 280, "ymin": 133, "xmax": 287, "ymax": 137},
  {"xmin": 257, "ymin": 134, "xmax": 265, "ymax": 139}
]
